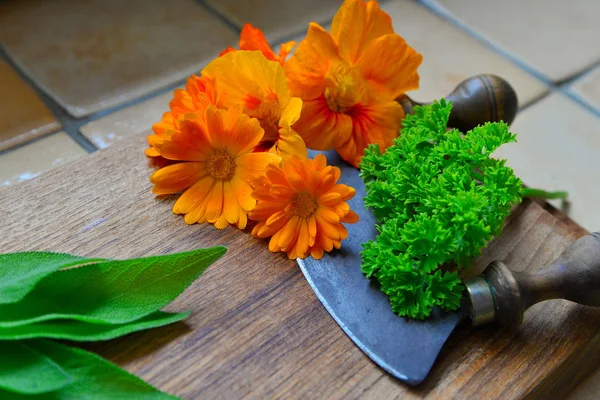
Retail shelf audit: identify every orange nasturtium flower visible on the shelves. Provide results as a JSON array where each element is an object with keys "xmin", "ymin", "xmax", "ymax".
[
  {"xmin": 220, "ymin": 24, "xmax": 296, "ymax": 66},
  {"xmin": 150, "ymin": 105, "xmax": 280, "ymax": 229},
  {"xmin": 203, "ymin": 50, "xmax": 307, "ymax": 160},
  {"xmin": 249, "ymin": 154, "xmax": 359, "ymax": 259},
  {"xmin": 284, "ymin": 0, "xmax": 423, "ymax": 167}
]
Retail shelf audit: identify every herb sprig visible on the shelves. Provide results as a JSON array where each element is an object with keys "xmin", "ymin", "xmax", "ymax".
[
  {"xmin": 359, "ymin": 100, "xmax": 564, "ymax": 319},
  {"xmin": 0, "ymin": 247, "xmax": 225, "ymax": 398}
]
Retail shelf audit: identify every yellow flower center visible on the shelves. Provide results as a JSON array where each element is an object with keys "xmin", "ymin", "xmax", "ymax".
[
  {"xmin": 291, "ymin": 193, "xmax": 318, "ymax": 218},
  {"xmin": 206, "ymin": 149, "xmax": 236, "ymax": 181},
  {"xmin": 324, "ymin": 63, "xmax": 364, "ymax": 113}
]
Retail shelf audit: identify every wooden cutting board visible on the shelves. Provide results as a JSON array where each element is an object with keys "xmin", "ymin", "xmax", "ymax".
[{"xmin": 1, "ymin": 134, "xmax": 599, "ymax": 399}]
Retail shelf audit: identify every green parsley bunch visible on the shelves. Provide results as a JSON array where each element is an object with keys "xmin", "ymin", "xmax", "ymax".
[{"xmin": 359, "ymin": 100, "xmax": 524, "ymax": 319}]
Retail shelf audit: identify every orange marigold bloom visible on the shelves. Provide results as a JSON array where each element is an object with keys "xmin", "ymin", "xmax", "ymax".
[
  {"xmin": 203, "ymin": 50, "xmax": 307, "ymax": 160},
  {"xmin": 220, "ymin": 24, "xmax": 296, "ymax": 66},
  {"xmin": 250, "ymin": 154, "xmax": 359, "ymax": 259},
  {"xmin": 150, "ymin": 105, "xmax": 280, "ymax": 229},
  {"xmin": 146, "ymin": 75, "xmax": 220, "ymax": 158},
  {"xmin": 284, "ymin": 0, "xmax": 423, "ymax": 167}
]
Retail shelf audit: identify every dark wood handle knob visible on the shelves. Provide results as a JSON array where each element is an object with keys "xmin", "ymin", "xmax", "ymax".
[
  {"xmin": 466, "ymin": 233, "xmax": 600, "ymax": 327},
  {"xmin": 398, "ymin": 74, "xmax": 519, "ymax": 131}
]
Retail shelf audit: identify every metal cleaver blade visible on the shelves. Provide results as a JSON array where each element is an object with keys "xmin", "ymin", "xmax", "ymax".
[{"xmin": 296, "ymin": 150, "xmax": 468, "ymax": 386}]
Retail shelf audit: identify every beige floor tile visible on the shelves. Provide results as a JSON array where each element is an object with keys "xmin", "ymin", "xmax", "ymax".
[
  {"xmin": 380, "ymin": 0, "xmax": 548, "ymax": 105},
  {"xmin": 432, "ymin": 0, "xmax": 600, "ymax": 82},
  {"xmin": 570, "ymin": 66, "xmax": 600, "ymax": 112},
  {"xmin": 0, "ymin": 132, "xmax": 87, "ymax": 187},
  {"xmin": 0, "ymin": 0, "xmax": 238, "ymax": 118},
  {"xmin": 80, "ymin": 91, "xmax": 176, "ymax": 149},
  {"xmin": 205, "ymin": 0, "xmax": 343, "ymax": 41},
  {"xmin": 493, "ymin": 93, "xmax": 600, "ymax": 233},
  {"xmin": 0, "ymin": 60, "xmax": 61, "ymax": 152}
]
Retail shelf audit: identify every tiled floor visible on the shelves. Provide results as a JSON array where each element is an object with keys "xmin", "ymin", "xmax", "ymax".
[
  {"xmin": 0, "ymin": 0, "xmax": 238, "ymax": 118},
  {"xmin": 0, "ymin": 60, "xmax": 61, "ymax": 151},
  {"xmin": 0, "ymin": 0, "xmax": 599, "ymax": 396}
]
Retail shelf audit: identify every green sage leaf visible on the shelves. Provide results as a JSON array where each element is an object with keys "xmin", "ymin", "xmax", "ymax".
[
  {"xmin": 0, "ymin": 247, "xmax": 226, "ymax": 328},
  {"xmin": 0, "ymin": 311, "xmax": 189, "ymax": 341},
  {"xmin": 0, "ymin": 341, "xmax": 73, "ymax": 394},
  {"xmin": 0, "ymin": 252, "xmax": 104, "ymax": 304},
  {"xmin": 0, "ymin": 340, "xmax": 179, "ymax": 399}
]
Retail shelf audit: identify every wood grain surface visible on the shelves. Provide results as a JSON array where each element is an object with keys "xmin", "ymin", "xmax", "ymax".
[{"xmin": 1, "ymin": 134, "xmax": 599, "ymax": 399}]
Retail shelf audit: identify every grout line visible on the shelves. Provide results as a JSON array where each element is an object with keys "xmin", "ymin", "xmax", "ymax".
[
  {"xmin": 0, "ymin": 0, "xmax": 331, "ymax": 159},
  {"xmin": 84, "ymin": 78, "xmax": 187, "ymax": 123},
  {"xmin": 0, "ymin": 45, "xmax": 97, "ymax": 154},
  {"xmin": 555, "ymin": 58, "xmax": 600, "ymax": 87},
  {"xmin": 556, "ymin": 88, "xmax": 600, "ymax": 119},
  {"xmin": 416, "ymin": 0, "xmax": 600, "ymax": 120},
  {"xmin": 0, "ymin": 0, "xmax": 595, "ymax": 163},
  {"xmin": 416, "ymin": 0, "xmax": 555, "ymax": 87},
  {"xmin": 196, "ymin": 0, "xmax": 242, "ymax": 32},
  {"xmin": 518, "ymin": 91, "xmax": 552, "ymax": 113},
  {"xmin": 0, "ymin": 44, "xmax": 190, "ymax": 153}
]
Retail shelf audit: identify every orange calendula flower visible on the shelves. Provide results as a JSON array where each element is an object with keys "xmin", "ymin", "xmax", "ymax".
[
  {"xmin": 284, "ymin": 0, "xmax": 423, "ymax": 167},
  {"xmin": 146, "ymin": 75, "xmax": 220, "ymax": 158},
  {"xmin": 220, "ymin": 24, "xmax": 296, "ymax": 66},
  {"xmin": 150, "ymin": 105, "xmax": 280, "ymax": 229},
  {"xmin": 250, "ymin": 154, "xmax": 359, "ymax": 259},
  {"xmin": 203, "ymin": 50, "xmax": 307, "ymax": 161}
]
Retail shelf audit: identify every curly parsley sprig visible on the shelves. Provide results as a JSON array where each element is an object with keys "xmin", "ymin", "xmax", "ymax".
[{"xmin": 359, "ymin": 100, "xmax": 565, "ymax": 320}]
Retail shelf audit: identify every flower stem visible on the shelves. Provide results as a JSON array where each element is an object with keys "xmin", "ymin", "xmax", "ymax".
[{"xmin": 522, "ymin": 187, "xmax": 568, "ymax": 200}]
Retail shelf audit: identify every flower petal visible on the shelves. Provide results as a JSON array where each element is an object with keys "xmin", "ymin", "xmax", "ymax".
[
  {"xmin": 239, "ymin": 23, "xmax": 278, "ymax": 61},
  {"xmin": 284, "ymin": 23, "xmax": 340, "ymax": 100},
  {"xmin": 172, "ymin": 176, "xmax": 214, "ymax": 215},
  {"xmin": 227, "ymin": 109, "xmax": 266, "ymax": 156},
  {"xmin": 277, "ymin": 40, "xmax": 297, "ymax": 64},
  {"xmin": 237, "ymin": 153, "xmax": 281, "ymax": 184},
  {"xmin": 336, "ymin": 100, "xmax": 404, "ymax": 167},
  {"xmin": 214, "ymin": 214, "xmax": 229, "ymax": 229},
  {"xmin": 203, "ymin": 50, "xmax": 289, "ymax": 114},
  {"xmin": 152, "ymin": 112, "xmax": 175, "ymax": 136},
  {"xmin": 317, "ymin": 207, "xmax": 341, "ymax": 224},
  {"xmin": 341, "ymin": 210, "xmax": 359, "ymax": 223},
  {"xmin": 155, "ymin": 133, "xmax": 210, "ymax": 162},
  {"xmin": 150, "ymin": 162, "xmax": 206, "ymax": 195},
  {"xmin": 330, "ymin": 183, "xmax": 357, "ymax": 201},
  {"xmin": 310, "ymin": 246, "xmax": 324, "ymax": 260},
  {"xmin": 280, "ymin": 97, "xmax": 303, "ymax": 128},
  {"xmin": 308, "ymin": 215, "xmax": 317, "ymax": 246},
  {"xmin": 276, "ymin": 127, "xmax": 308, "ymax": 160},
  {"xmin": 205, "ymin": 106, "xmax": 227, "ymax": 149},
  {"xmin": 223, "ymin": 181, "xmax": 240, "ymax": 225},
  {"xmin": 293, "ymin": 96, "xmax": 353, "ymax": 150},
  {"xmin": 287, "ymin": 173, "xmax": 306, "ymax": 193},
  {"xmin": 204, "ymin": 180, "xmax": 225, "ymax": 224},
  {"xmin": 232, "ymin": 175, "xmax": 256, "ymax": 212},
  {"xmin": 184, "ymin": 197, "xmax": 208, "ymax": 224},
  {"xmin": 269, "ymin": 231, "xmax": 283, "ymax": 252},
  {"xmin": 318, "ymin": 192, "xmax": 342, "ymax": 206},
  {"xmin": 357, "ymin": 34, "xmax": 422, "ymax": 99},
  {"xmin": 265, "ymin": 165, "xmax": 288, "ymax": 186},
  {"xmin": 330, "ymin": 0, "xmax": 394, "ymax": 63},
  {"xmin": 294, "ymin": 219, "xmax": 310, "ymax": 258},
  {"xmin": 278, "ymin": 215, "xmax": 300, "ymax": 250},
  {"xmin": 237, "ymin": 210, "xmax": 248, "ymax": 229}
]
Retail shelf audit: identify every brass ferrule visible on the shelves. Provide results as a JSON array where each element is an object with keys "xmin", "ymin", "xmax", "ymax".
[{"xmin": 464, "ymin": 275, "xmax": 496, "ymax": 326}]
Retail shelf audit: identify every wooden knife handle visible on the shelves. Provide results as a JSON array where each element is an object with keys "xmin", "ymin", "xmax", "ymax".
[
  {"xmin": 466, "ymin": 233, "xmax": 600, "ymax": 327},
  {"xmin": 397, "ymin": 74, "xmax": 519, "ymax": 131}
]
